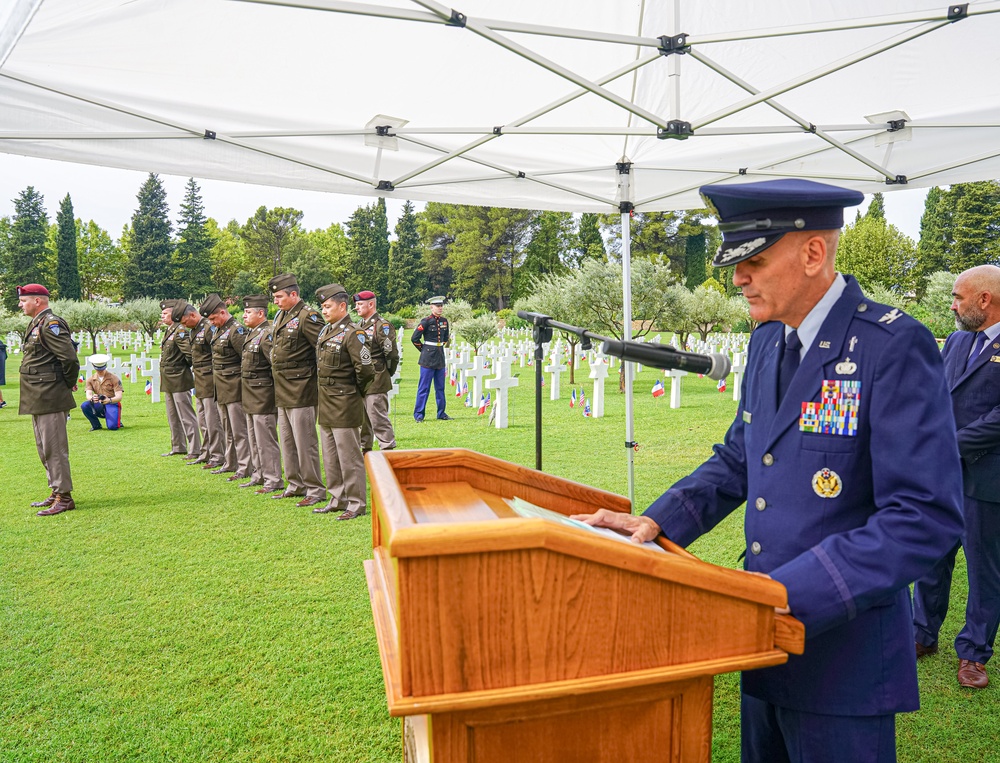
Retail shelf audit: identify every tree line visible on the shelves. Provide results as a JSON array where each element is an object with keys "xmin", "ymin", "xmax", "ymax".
[{"xmin": 2, "ymin": 175, "xmax": 999, "ymax": 335}]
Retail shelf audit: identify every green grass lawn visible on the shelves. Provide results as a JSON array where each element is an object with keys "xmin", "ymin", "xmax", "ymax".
[{"xmin": 0, "ymin": 348, "xmax": 995, "ymax": 761}]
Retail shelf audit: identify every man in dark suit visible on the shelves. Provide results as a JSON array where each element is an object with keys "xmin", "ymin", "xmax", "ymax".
[
  {"xmin": 913, "ymin": 264, "xmax": 1000, "ymax": 690},
  {"xmin": 575, "ymin": 179, "xmax": 964, "ymax": 762}
]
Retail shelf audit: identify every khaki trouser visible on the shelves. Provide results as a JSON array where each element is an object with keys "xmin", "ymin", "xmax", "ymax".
[
  {"xmin": 360, "ymin": 392, "xmax": 396, "ymax": 451},
  {"xmin": 320, "ymin": 425, "xmax": 366, "ymax": 514},
  {"xmin": 196, "ymin": 395, "xmax": 225, "ymax": 464},
  {"xmin": 165, "ymin": 390, "xmax": 201, "ymax": 456},
  {"xmin": 218, "ymin": 400, "xmax": 252, "ymax": 476},
  {"xmin": 246, "ymin": 412, "xmax": 283, "ymax": 491},
  {"xmin": 277, "ymin": 406, "xmax": 325, "ymax": 501},
  {"xmin": 32, "ymin": 411, "xmax": 73, "ymax": 494}
]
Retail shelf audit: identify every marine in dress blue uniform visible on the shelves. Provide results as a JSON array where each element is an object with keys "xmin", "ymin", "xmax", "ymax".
[
  {"xmin": 575, "ymin": 179, "xmax": 964, "ymax": 763},
  {"xmin": 913, "ymin": 264, "xmax": 1000, "ymax": 690},
  {"xmin": 410, "ymin": 296, "xmax": 451, "ymax": 422}
]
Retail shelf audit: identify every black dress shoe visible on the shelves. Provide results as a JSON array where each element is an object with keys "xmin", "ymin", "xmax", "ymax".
[
  {"xmin": 916, "ymin": 642, "xmax": 939, "ymax": 659},
  {"xmin": 437, "ymin": 414, "xmax": 453, "ymax": 421}
]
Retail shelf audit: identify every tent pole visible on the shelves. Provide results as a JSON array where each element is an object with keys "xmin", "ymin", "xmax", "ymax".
[{"xmin": 618, "ymin": 162, "xmax": 636, "ymax": 510}]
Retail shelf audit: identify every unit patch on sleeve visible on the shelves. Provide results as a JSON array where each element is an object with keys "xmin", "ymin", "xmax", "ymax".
[{"xmin": 800, "ymin": 380, "xmax": 860, "ymax": 436}]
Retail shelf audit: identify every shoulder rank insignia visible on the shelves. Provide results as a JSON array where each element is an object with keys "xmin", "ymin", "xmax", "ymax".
[
  {"xmin": 812, "ymin": 468, "xmax": 843, "ymax": 498},
  {"xmin": 879, "ymin": 308, "xmax": 903, "ymax": 324}
]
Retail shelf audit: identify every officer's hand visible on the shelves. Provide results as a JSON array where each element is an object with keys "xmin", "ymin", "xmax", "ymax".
[
  {"xmin": 747, "ymin": 571, "xmax": 792, "ymax": 616},
  {"xmin": 570, "ymin": 508, "xmax": 662, "ymax": 544},
  {"xmin": 72, "ymin": 384, "xmax": 78, "ymax": 391}
]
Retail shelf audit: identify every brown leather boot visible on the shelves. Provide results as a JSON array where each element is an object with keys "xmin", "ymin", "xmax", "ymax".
[
  {"xmin": 37, "ymin": 494, "xmax": 75, "ymax": 516},
  {"xmin": 30, "ymin": 491, "xmax": 57, "ymax": 508}
]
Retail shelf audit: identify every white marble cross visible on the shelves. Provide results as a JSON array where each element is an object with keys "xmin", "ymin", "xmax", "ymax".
[
  {"xmin": 730, "ymin": 351, "xmax": 746, "ymax": 403},
  {"xmin": 140, "ymin": 358, "xmax": 162, "ymax": 403},
  {"xmin": 544, "ymin": 342, "xmax": 567, "ymax": 401},
  {"xmin": 667, "ymin": 368, "xmax": 687, "ymax": 409},
  {"xmin": 485, "ymin": 355, "xmax": 519, "ymax": 429},
  {"xmin": 465, "ymin": 355, "xmax": 492, "ymax": 406},
  {"xmin": 587, "ymin": 353, "xmax": 610, "ymax": 418}
]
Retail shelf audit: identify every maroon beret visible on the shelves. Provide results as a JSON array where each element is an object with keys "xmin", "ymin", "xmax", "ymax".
[
  {"xmin": 17, "ymin": 283, "xmax": 50, "ymax": 297},
  {"xmin": 353, "ymin": 290, "xmax": 376, "ymax": 302}
]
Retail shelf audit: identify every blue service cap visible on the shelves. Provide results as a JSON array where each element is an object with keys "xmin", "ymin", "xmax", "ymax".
[{"xmin": 701, "ymin": 179, "xmax": 864, "ymax": 267}]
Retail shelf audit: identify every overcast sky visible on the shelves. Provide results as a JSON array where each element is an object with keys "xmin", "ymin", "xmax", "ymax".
[{"xmin": 0, "ymin": 153, "xmax": 929, "ymax": 243}]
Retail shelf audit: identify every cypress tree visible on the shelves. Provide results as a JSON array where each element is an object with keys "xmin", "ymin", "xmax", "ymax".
[
  {"xmin": 345, "ymin": 197, "xmax": 391, "ymax": 298},
  {"xmin": 914, "ymin": 187, "xmax": 949, "ymax": 297},
  {"xmin": 55, "ymin": 193, "xmax": 82, "ymax": 300},
  {"xmin": 575, "ymin": 213, "xmax": 606, "ymax": 264},
  {"xmin": 865, "ymin": 192, "xmax": 886, "ymax": 221},
  {"xmin": 123, "ymin": 174, "xmax": 175, "ymax": 299},
  {"xmin": 4, "ymin": 186, "xmax": 48, "ymax": 311},
  {"xmin": 951, "ymin": 180, "xmax": 1000, "ymax": 271}
]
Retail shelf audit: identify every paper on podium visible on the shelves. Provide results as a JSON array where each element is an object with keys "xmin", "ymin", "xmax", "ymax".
[{"xmin": 507, "ymin": 497, "xmax": 667, "ymax": 554}]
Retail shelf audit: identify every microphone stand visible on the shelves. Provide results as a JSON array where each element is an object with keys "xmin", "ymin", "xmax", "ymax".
[{"xmin": 518, "ymin": 311, "xmax": 610, "ymax": 470}]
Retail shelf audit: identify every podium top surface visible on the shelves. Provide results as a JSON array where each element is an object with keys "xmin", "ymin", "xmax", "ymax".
[{"xmin": 367, "ymin": 448, "xmax": 788, "ymax": 610}]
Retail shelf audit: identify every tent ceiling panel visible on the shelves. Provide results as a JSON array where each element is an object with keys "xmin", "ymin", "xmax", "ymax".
[{"xmin": 2, "ymin": 0, "xmax": 1000, "ymax": 212}]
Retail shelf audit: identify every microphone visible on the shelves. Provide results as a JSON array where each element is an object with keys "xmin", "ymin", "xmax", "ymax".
[
  {"xmin": 516, "ymin": 310, "xmax": 551, "ymax": 325},
  {"xmin": 601, "ymin": 339, "xmax": 731, "ymax": 381}
]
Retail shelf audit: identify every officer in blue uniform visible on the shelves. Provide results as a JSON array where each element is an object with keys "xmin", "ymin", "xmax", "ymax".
[
  {"xmin": 913, "ymin": 264, "xmax": 1000, "ymax": 690},
  {"xmin": 410, "ymin": 296, "xmax": 451, "ymax": 422},
  {"xmin": 575, "ymin": 179, "xmax": 964, "ymax": 763}
]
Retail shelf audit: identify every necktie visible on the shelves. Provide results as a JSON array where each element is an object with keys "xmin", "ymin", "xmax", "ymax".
[
  {"xmin": 967, "ymin": 331, "xmax": 989, "ymax": 370},
  {"xmin": 777, "ymin": 330, "xmax": 801, "ymax": 404}
]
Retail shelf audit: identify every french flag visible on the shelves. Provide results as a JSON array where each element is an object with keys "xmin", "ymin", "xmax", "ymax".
[
  {"xmin": 145, "ymin": 379, "xmax": 153, "ymax": 395},
  {"xmin": 457, "ymin": 380, "xmax": 467, "ymax": 397},
  {"xmin": 717, "ymin": 377, "xmax": 727, "ymax": 393},
  {"xmin": 570, "ymin": 389, "xmax": 576, "ymax": 408},
  {"xmin": 478, "ymin": 394, "xmax": 487, "ymax": 415},
  {"xmin": 652, "ymin": 380, "xmax": 665, "ymax": 398}
]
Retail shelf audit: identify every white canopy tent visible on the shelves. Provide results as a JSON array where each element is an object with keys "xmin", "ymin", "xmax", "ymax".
[{"xmin": 3, "ymin": 0, "xmax": 1000, "ymax": 500}]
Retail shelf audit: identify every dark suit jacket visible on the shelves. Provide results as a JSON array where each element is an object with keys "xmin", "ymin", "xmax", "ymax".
[
  {"xmin": 942, "ymin": 328, "xmax": 1000, "ymax": 503},
  {"xmin": 645, "ymin": 277, "xmax": 964, "ymax": 716}
]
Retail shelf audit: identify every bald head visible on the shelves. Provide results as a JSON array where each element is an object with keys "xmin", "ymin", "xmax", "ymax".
[{"xmin": 952, "ymin": 264, "xmax": 1000, "ymax": 332}]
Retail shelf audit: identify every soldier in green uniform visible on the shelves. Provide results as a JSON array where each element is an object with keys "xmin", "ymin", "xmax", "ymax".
[
  {"xmin": 177, "ymin": 302, "xmax": 225, "ymax": 468},
  {"xmin": 313, "ymin": 284, "xmax": 374, "ymax": 519},
  {"xmin": 200, "ymin": 294, "xmax": 251, "ymax": 481},
  {"xmin": 17, "ymin": 284, "xmax": 81, "ymax": 516},
  {"xmin": 240, "ymin": 295, "xmax": 284, "ymax": 494},
  {"xmin": 159, "ymin": 298, "xmax": 201, "ymax": 459},
  {"xmin": 268, "ymin": 273, "xmax": 325, "ymax": 507},
  {"xmin": 353, "ymin": 290, "xmax": 399, "ymax": 453}
]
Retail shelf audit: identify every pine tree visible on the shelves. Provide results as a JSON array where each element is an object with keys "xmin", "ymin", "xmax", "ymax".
[
  {"xmin": 240, "ymin": 206, "xmax": 304, "ymax": 282},
  {"xmin": 386, "ymin": 200, "xmax": 426, "ymax": 311},
  {"xmin": 4, "ymin": 186, "xmax": 48, "ymax": 311},
  {"xmin": 174, "ymin": 178, "xmax": 215, "ymax": 299},
  {"xmin": 123, "ymin": 174, "xmax": 175, "ymax": 299},
  {"xmin": 55, "ymin": 193, "xmax": 82, "ymax": 300},
  {"xmin": 951, "ymin": 180, "xmax": 1000, "ymax": 271},
  {"xmin": 345, "ymin": 197, "xmax": 391, "ymax": 298}
]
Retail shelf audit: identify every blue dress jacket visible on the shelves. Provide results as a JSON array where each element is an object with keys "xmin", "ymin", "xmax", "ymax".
[
  {"xmin": 645, "ymin": 277, "xmax": 964, "ymax": 716},
  {"xmin": 941, "ymin": 329, "xmax": 1000, "ymax": 503}
]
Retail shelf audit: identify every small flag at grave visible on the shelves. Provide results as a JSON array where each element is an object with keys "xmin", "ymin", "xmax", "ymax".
[
  {"xmin": 579, "ymin": 388, "xmax": 586, "ymax": 407},
  {"xmin": 449, "ymin": 367, "xmax": 456, "ymax": 386},
  {"xmin": 124, "ymin": 372, "xmax": 130, "ymax": 379},
  {"xmin": 465, "ymin": 391, "xmax": 472, "ymax": 408},
  {"xmin": 478, "ymin": 394, "xmax": 487, "ymax": 415},
  {"xmin": 717, "ymin": 377, "xmax": 727, "ymax": 393},
  {"xmin": 485, "ymin": 392, "xmax": 491, "ymax": 408},
  {"xmin": 583, "ymin": 401, "xmax": 592, "ymax": 417},
  {"xmin": 570, "ymin": 389, "xmax": 576, "ymax": 408},
  {"xmin": 78, "ymin": 374, "xmax": 85, "ymax": 383},
  {"xmin": 652, "ymin": 380, "xmax": 665, "ymax": 398},
  {"xmin": 457, "ymin": 380, "xmax": 466, "ymax": 397},
  {"xmin": 145, "ymin": 379, "xmax": 153, "ymax": 395}
]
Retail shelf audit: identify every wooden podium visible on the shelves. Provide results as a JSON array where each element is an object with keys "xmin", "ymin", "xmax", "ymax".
[{"xmin": 364, "ymin": 449, "xmax": 804, "ymax": 763}]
